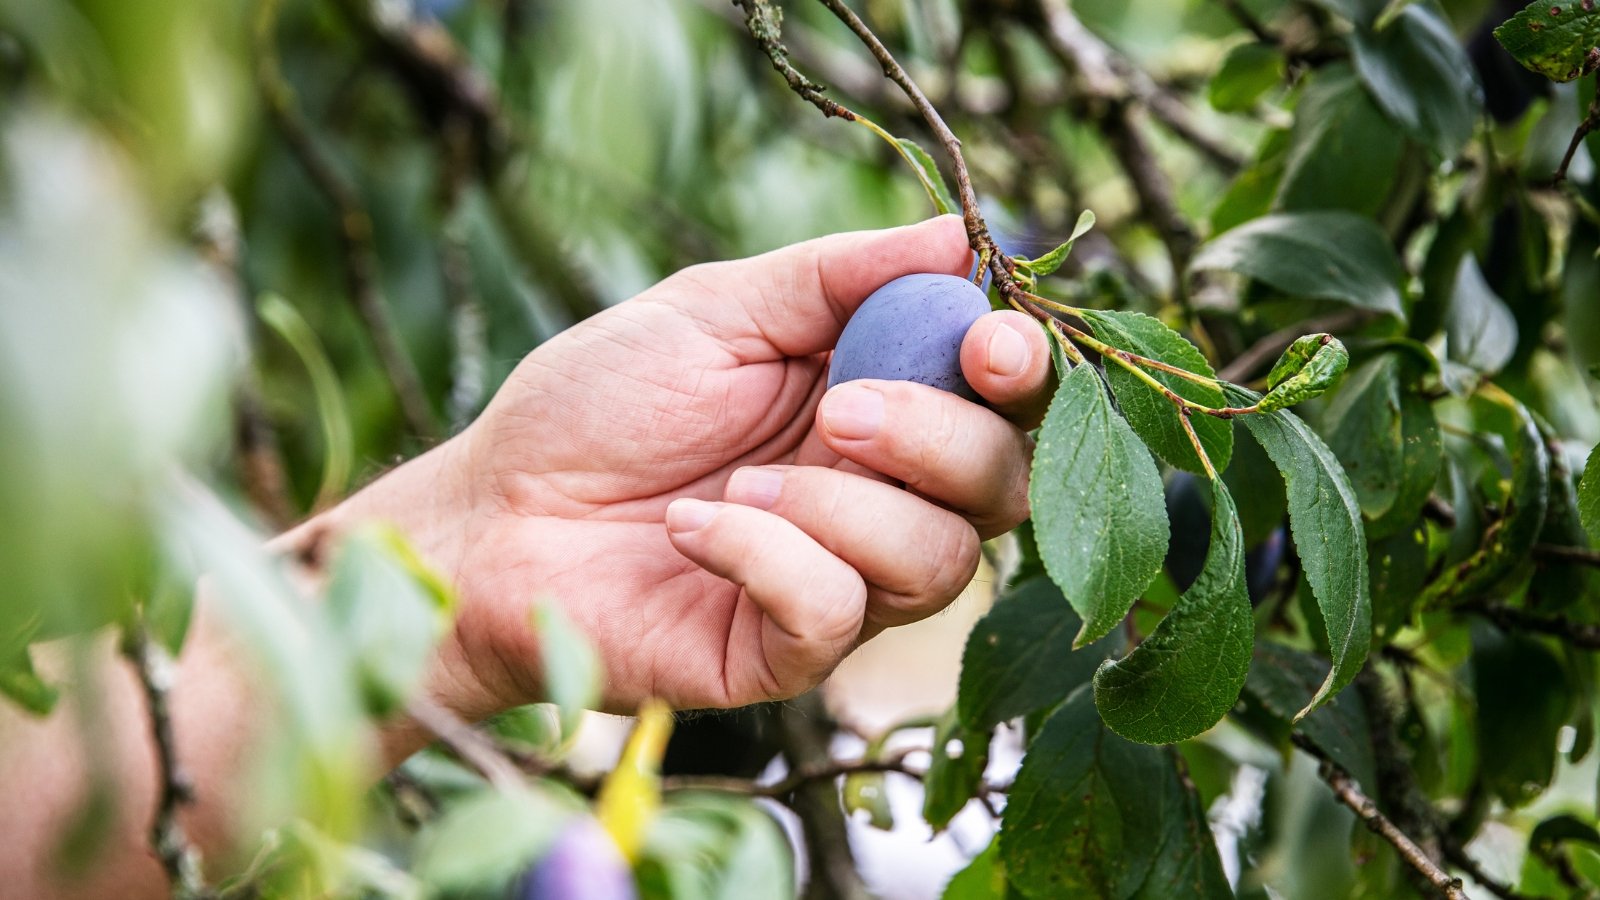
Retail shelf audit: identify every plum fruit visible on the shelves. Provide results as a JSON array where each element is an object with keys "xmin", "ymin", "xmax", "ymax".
[
  {"xmin": 828, "ymin": 273, "xmax": 990, "ymax": 401},
  {"xmin": 514, "ymin": 819, "xmax": 637, "ymax": 900}
]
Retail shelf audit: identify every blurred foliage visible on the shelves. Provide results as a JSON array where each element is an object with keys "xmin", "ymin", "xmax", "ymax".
[{"xmin": 1, "ymin": 0, "xmax": 1600, "ymax": 897}]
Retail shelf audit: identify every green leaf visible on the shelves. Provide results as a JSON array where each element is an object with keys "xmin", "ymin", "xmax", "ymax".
[
  {"xmin": 1423, "ymin": 392, "xmax": 1550, "ymax": 605},
  {"xmin": 1209, "ymin": 42, "xmax": 1284, "ymax": 112},
  {"xmin": 325, "ymin": 525, "xmax": 452, "ymax": 717},
  {"xmin": 533, "ymin": 599, "xmax": 602, "ymax": 736},
  {"xmin": 1304, "ymin": 0, "xmax": 1385, "ymax": 27},
  {"xmin": 1473, "ymin": 623, "xmax": 1571, "ymax": 806},
  {"xmin": 1369, "ymin": 524, "xmax": 1430, "ymax": 641},
  {"xmin": 638, "ymin": 792, "xmax": 793, "ymax": 900},
  {"xmin": 1022, "ymin": 210, "xmax": 1096, "ymax": 277},
  {"xmin": 257, "ymin": 293, "xmax": 353, "ymax": 509},
  {"xmin": 1030, "ymin": 364, "xmax": 1169, "ymax": 647},
  {"xmin": 1363, "ymin": 378, "xmax": 1442, "ymax": 540},
  {"xmin": 1493, "ymin": 0, "xmax": 1600, "ymax": 82},
  {"xmin": 1239, "ymin": 642, "xmax": 1377, "ymax": 791},
  {"xmin": 1230, "ymin": 385, "xmax": 1371, "ymax": 719},
  {"xmin": 415, "ymin": 788, "xmax": 573, "ymax": 891},
  {"xmin": 1258, "ymin": 333, "xmax": 1350, "ymax": 412},
  {"xmin": 957, "ymin": 576, "xmax": 1122, "ymax": 732},
  {"xmin": 1446, "ymin": 257, "xmax": 1517, "ymax": 375},
  {"xmin": 843, "ymin": 771, "xmax": 894, "ymax": 831},
  {"xmin": 1351, "ymin": 6, "xmax": 1483, "ymax": 158},
  {"xmin": 0, "ymin": 646, "xmax": 57, "ymax": 715},
  {"xmin": 894, "ymin": 137, "xmax": 957, "ymax": 216},
  {"xmin": 1326, "ymin": 354, "xmax": 1407, "ymax": 519},
  {"xmin": 1582, "ymin": 445, "xmax": 1600, "ymax": 541},
  {"xmin": 943, "ymin": 836, "xmax": 1016, "ymax": 899},
  {"xmin": 1080, "ymin": 309, "xmax": 1233, "ymax": 474},
  {"xmin": 1190, "ymin": 211, "xmax": 1406, "ymax": 320},
  {"xmin": 1276, "ymin": 65, "xmax": 1404, "ymax": 216},
  {"xmin": 1212, "ymin": 127, "xmax": 1291, "ymax": 233},
  {"xmin": 923, "ymin": 707, "xmax": 991, "ymax": 832},
  {"xmin": 999, "ymin": 689, "xmax": 1231, "ymax": 899},
  {"xmin": 1093, "ymin": 481, "xmax": 1253, "ymax": 745}
]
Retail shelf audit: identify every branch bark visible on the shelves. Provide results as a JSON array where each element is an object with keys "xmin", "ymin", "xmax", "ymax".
[
  {"xmin": 253, "ymin": 0, "xmax": 440, "ymax": 440},
  {"xmin": 405, "ymin": 696, "xmax": 526, "ymax": 793},
  {"xmin": 1291, "ymin": 732, "xmax": 1467, "ymax": 900},
  {"xmin": 124, "ymin": 622, "xmax": 211, "ymax": 900}
]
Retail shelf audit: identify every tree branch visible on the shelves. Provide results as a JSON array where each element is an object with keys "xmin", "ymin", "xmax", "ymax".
[
  {"xmin": 1023, "ymin": 0, "xmax": 1203, "ymax": 319},
  {"xmin": 1291, "ymin": 733, "xmax": 1466, "ymax": 900},
  {"xmin": 1554, "ymin": 78, "xmax": 1600, "ymax": 185},
  {"xmin": 124, "ymin": 622, "xmax": 210, "ymax": 900},
  {"xmin": 405, "ymin": 696, "xmax": 526, "ymax": 793},
  {"xmin": 252, "ymin": 0, "xmax": 440, "ymax": 439},
  {"xmin": 1458, "ymin": 600, "xmax": 1600, "ymax": 650}
]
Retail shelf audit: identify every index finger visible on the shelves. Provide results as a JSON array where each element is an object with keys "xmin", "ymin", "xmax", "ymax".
[{"xmin": 667, "ymin": 214, "xmax": 973, "ymax": 362}]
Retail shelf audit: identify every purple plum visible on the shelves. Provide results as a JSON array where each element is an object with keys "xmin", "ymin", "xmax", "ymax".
[
  {"xmin": 828, "ymin": 273, "xmax": 990, "ymax": 401},
  {"xmin": 515, "ymin": 819, "xmax": 637, "ymax": 900}
]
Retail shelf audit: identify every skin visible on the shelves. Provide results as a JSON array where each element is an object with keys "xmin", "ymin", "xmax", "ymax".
[{"xmin": 0, "ymin": 215, "xmax": 1054, "ymax": 897}]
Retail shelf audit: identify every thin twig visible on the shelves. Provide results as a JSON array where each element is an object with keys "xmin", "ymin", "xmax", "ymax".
[
  {"xmin": 405, "ymin": 696, "xmax": 526, "ymax": 792},
  {"xmin": 1024, "ymin": 0, "xmax": 1204, "ymax": 327},
  {"xmin": 1216, "ymin": 307, "xmax": 1374, "ymax": 383},
  {"xmin": 1554, "ymin": 86, "xmax": 1600, "ymax": 185},
  {"xmin": 124, "ymin": 622, "xmax": 211, "ymax": 900},
  {"xmin": 1291, "ymin": 733, "xmax": 1466, "ymax": 900},
  {"xmin": 1457, "ymin": 601, "xmax": 1600, "ymax": 650},
  {"xmin": 253, "ymin": 0, "xmax": 439, "ymax": 439},
  {"xmin": 1441, "ymin": 839, "xmax": 1535, "ymax": 900}
]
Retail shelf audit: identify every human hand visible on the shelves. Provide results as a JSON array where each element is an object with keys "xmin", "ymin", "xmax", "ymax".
[{"xmin": 344, "ymin": 215, "xmax": 1055, "ymax": 720}]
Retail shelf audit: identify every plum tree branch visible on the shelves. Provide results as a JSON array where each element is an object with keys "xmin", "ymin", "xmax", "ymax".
[
  {"xmin": 404, "ymin": 696, "xmax": 526, "ymax": 793},
  {"xmin": 1290, "ymin": 733, "xmax": 1467, "ymax": 900},
  {"xmin": 1554, "ymin": 83, "xmax": 1600, "ymax": 185},
  {"xmin": 252, "ymin": 0, "xmax": 440, "ymax": 439},
  {"xmin": 1457, "ymin": 600, "xmax": 1600, "ymax": 650},
  {"xmin": 124, "ymin": 620, "xmax": 211, "ymax": 900}
]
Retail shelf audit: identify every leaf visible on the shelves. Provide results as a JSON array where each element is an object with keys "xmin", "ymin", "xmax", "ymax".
[
  {"xmin": 957, "ymin": 576, "xmax": 1122, "ymax": 732},
  {"xmin": 923, "ymin": 706, "xmax": 991, "ymax": 832},
  {"xmin": 415, "ymin": 788, "xmax": 573, "ymax": 891},
  {"xmin": 533, "ymin": 599, "xmax": 602, "ymax": 736},
  {"xmin": 1351, "ymin": 6, "xmax": 1483, "ymax": 158},
  {"xmin": 943, "ymin": 836, "xmax": 1015, "ymax": 900},
  {"xmin": 257, "ymin": 293, "xmax": 353, "ymax": 508},
  {"xmin": 1275, "ymin": 64, "xmax": 1404, "ymax": 217},
  {"xmin": 1494, "ymin": 0, "xmax": 1600, "ymax": 82},
  {"xmin": 638, "ymin": 793, "xmax": 793, "ymax": 900},
  {"xmin": 1583, "ymin": 445, "xmax": 1600, "ymax": 540},
  {"xmin": 1423, "ymin": 392, "xmax": 1550, "ymax": 605},
  {"xmin": 1363, "ymin": 375, "xmax": 1443, "ymax": 540},
  {"xmin": 1080, "ymin": 309, "xmax": 1233, "ymax": 474},
  {"xmin": 1368, "ymin": 524, "xmax": 1430, "ymax": 641},
  {"xmin": 1472, "ymin": 622, "xmax": 1571, "ymax": 806},
  {"xmin": 1326, "ymin": 354, "xmax": 1407, "ymax": 519},
  {"xmin": 1023, "ymin": 209, "xmax": 1096, "ymax": 277},
  {"xmin": 1209, "ymin": 42, "xmax": 1284, "ymax": 112},
  {"xmin": 597, "ymin": 700, "xmax": 673, "ymax": 862},
  {"xmin": 1190, "ymin": 211, "xmax": 1406, "ymax": 320},
  {"xmin": 0, "ymin": 646, "xmax": 57, "ymax": 715},
  {"xmin": 999, "ymin": 689, "xmax": 1231, "ymax": 899},
  {"xmin": 1239, "ymin": 642, "xmax": 1377, "ymax": 791},
  {"xmin": 1304, "ymin": 0, "xmax": 1386, "ymax": 27},
  {"xmin": 1258, "ymin": 333, "xmax": 1350, "ymax": 412},
  {"xmin": 1446, "ymin": 256, "xmax": 1518, "ymax": 375},
  {"xmin": 843, "ymin": 771, "xmax": 893, "ymax": 830},
  {"xmin": 1030, "ymin": 364, "xmax": 1169, "ymax": 646},
  {"xmin": 1229, "ymin": 385, "xmax": 1371, "ymax": 719},
  {"xmin": 325, "ymin": 525, "xmax": 451, "ymax": 717},
  {"xmin": 1093, "ymin": 481, "xmax": 1253, "ymax": 745},
  {"xmin": 894, "ymin": 136, "xmax": 957, "ymax": 216},
  {"xmin": 1212, "ymin": 127, "xmax": 1291, "ymax": 233}
]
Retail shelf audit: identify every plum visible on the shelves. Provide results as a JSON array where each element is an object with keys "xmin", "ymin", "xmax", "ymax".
[
  {"xmin": 828, "ymin": 273, "xmax": 990, "ymax": 401},
  {"xmin": 514, "ymin": 819, "xmax": 637, "ymax": 900}
]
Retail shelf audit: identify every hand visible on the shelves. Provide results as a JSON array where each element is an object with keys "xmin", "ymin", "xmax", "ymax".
[{"xmin": 343, "ymin": 216, "xmax": 1055, "ymax": 719}]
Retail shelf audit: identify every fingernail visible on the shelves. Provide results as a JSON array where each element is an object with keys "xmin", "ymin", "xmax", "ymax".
[
  {"xmin": 987, "ymin": 321, "xmax": 1030, "ymax": 378},
  {"xmin": 666, "ymin": 498, "xmax": 719, "ymax": 533},
  {"xmin": 726, "ymin": 468, "xmax": 784, "ymax": 510},
  {"xmin": 822, "ymin": 384, "xmax": 884, "ymax": 440}
]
